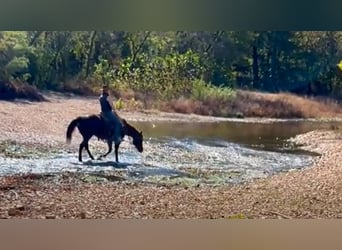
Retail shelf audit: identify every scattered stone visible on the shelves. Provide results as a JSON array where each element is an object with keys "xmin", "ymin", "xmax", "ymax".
[
  {"xmin": 78, "ymin": 212, "xmax": 86, "ymax": 219},
  {"xmin": 8, "ymin": 206, "xmax": 25, "ymax": 216},
  {"xmin": 45, "ymin": 215, "xmax": 56, "ymax": 219}
]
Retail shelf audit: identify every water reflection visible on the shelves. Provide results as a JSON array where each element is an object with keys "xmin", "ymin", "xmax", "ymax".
[{"xmin": 132, "ymin": 120, "xmax": 341, "ymax": 153}]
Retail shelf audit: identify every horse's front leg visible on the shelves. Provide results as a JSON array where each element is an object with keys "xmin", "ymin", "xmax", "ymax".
[
  {"xmin": 98, "ymin": 140, "xmax": 113, "ymax": 160},
  {"xmin": 115, "ymin": 142, "xmax": 120, "ymax": 163}
]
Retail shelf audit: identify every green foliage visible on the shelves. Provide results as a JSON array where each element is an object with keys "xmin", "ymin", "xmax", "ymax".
[
  {"xmin": 6, "ymin": 57, "xmax": 30, "ymax": 77},
  {"xmin": 192, "ymin": 79, "xmax": 236, "ymax": 102},
  {"xmin": 114, "ymin": 49, "xmax": 204, "ymax": 100},
  {"xmin": 1, "ymin": 31, "xmax": 342, "ymax": 100},
  {"xmin": 0, "ymin": 31, "xmax": 33, "ymax": 81},
  {"xmin": 113, "ymin": 97, "xmax": 142, "ymax": 110},
  {"xmin": 115, "ymin": 98, "xmax": 125, "ymax": 110},
  {"xmin": 94, "ymin": 56, "xmax": 115, "ymax": 85}
]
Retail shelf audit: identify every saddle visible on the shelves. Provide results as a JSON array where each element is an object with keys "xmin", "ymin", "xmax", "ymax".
[
  {"xmin": 98, "ymin": 112, "xmax": 125, "ymax": 139},
  {"xmin": 98, "ymin": 113, "xmax": 114, "ymax": 138}
]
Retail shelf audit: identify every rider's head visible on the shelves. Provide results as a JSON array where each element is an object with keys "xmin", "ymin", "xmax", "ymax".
[{"xmin": 102, "ymin": 85, "xmax": 110, "ymax": 95}]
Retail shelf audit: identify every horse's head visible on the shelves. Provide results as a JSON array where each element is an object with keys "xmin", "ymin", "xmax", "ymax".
[
  {"xmin": 122, "ymin": 119, "xmax": 143, "ymax": 153},
  {"xmin": 133, "ymin": 131, "xmax": 143, "ymax": 153}
]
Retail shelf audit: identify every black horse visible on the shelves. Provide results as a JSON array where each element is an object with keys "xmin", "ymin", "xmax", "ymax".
[{"xmin": 66, "ymin": 114, "xmax": 143, "ymax": 162}]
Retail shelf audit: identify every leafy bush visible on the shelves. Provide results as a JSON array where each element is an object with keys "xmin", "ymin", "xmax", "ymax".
[
  {"xmin": 191, "ymin": 79, "xmax": 236, "ymax": 102},
  {"xmin": 113, "ymin": 50, "xmax": 204, "ymax": 100},
  {"xmin": 115, "ymin": 98, "xmax": 125, "ymax": 110}
]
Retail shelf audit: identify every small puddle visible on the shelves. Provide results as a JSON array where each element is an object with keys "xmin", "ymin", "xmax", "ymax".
[{"xmin": 0, "ymin": 120, "xmax": 340, "ymax": 186}]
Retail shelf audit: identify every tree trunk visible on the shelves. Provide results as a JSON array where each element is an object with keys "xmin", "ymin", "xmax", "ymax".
[
  {"xmin": 86, "ymin": 31, "xmax": 97, "ymax": 77},
  {"xmin": 130, "ymin": 31, "xmax": 151, "ymax": 70},
  {"xmin": 29, "ymin": 31, "xmax": 43, "ymax": 46},
  {"xmin": 252, "ymin": 45, "xmax": 259, "ymax": 89},
  {"xmin": 270, "ymin": 33, "xmax": 278, "ymax": 92}
]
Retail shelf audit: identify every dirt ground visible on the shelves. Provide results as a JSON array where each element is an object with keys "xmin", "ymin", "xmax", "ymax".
[{"xmin": 0, "ymin": 93, "xmax": 341, "ymax": 219}]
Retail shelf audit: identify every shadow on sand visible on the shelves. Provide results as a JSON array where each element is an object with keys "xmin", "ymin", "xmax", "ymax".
[
  {"xmin": 72, "ymin": 160, "xmax": 136, "ymax": 169},
  {"xmin": 72, "ymin": 159, "xmax": 193, "ymax": 180}
]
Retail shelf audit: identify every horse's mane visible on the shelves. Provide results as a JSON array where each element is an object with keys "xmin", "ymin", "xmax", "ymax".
[{"xmin": 121, "ymin": 119, "xmax": 140, "ymax": 135}]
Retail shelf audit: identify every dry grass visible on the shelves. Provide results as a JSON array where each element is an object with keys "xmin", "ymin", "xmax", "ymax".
[
  {"xmin": 233, "ymin": 91, "xmax": 342, "ymax": 118},
  {"xmin": 153, "ymin": 90, "xmax": 342, "ymax": 119},
  {"xmin": 158, "ymin": 98, "xmax": 210, "ymax": 115}
]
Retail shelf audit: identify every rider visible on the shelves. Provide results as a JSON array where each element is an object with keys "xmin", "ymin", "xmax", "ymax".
[{"xmin": 99, "ymin": 85, "xmax": 123, "ymax": 144}]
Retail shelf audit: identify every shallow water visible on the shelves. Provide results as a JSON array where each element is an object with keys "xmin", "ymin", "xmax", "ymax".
[
  {"xmin": 133, "ymin": 120, "xmax": 341, "ymax": 153},
  {"xmin": 0, "ymin": 120, "xmax": 340, "ymax": 185}
]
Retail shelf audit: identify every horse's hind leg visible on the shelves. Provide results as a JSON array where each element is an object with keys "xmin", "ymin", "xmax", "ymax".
[
  {"xmin": 84, "ymin": 140, "xmax": 95, "ymax": 160},
  {"xmin": 79, "ymin": 137, "xmax": 94, "ymax": 161},
  {"xmin": 79, "ymin": 141, "xmax": 85, "ymax": 162},
  {"xmin": 98, "ymin": 140, "xmax": 113, "ymax": 160}
]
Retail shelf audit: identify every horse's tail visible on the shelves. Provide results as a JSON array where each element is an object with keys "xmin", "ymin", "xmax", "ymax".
[{"xmin": 66, "ymin": 117, "xmax": 82, "ymax": 144}]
